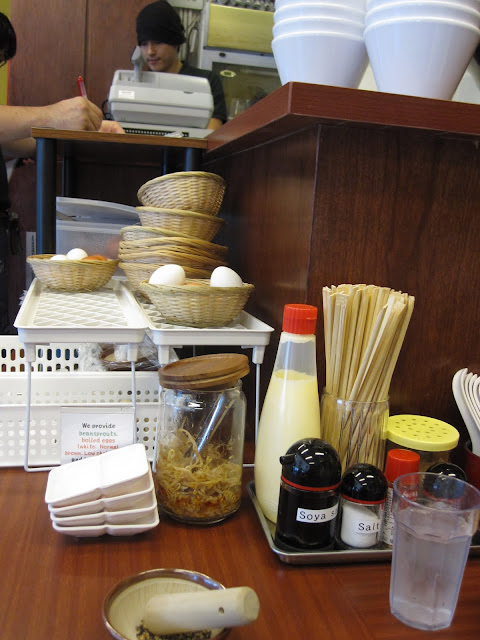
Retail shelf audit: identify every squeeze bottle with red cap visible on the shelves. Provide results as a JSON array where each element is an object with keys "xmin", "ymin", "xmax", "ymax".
[
  {"xmin": 254, "ymin": 304, "xmax": 321, "ymax": 523},
  {"xmin": 382, "ymin": 448, "xmax": 420, "ymax": 547}
]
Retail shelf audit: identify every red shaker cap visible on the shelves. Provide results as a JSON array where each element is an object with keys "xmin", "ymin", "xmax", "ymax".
[
  {"xmin": 282, "ymin": 304, "xmax": 318, "ymax": 335},
  {"xmin": 384, "ymin": 448, "xmax": 420, "ymax": 483}
]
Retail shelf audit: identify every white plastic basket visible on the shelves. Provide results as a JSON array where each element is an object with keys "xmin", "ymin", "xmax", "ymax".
[{"xmin": 0, "ymin": 337, "xmax": 160, "ymax": 467}]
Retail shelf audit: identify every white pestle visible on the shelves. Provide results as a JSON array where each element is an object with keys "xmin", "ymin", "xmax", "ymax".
[{"xmin": 142, "ymin": 586, "xmax": 260, "ymax": 635}]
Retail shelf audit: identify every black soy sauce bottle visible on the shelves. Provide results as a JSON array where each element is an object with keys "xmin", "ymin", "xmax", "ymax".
[{"xmin": 274, "ymin": 438, "xmax": 342, "ymax": 551}]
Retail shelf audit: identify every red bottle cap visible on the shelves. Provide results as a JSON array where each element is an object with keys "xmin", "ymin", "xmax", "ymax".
[
  {"xmin": 282, "ymin": 304, "xmax": 318, "ymax": 335},
  {"xmin": 384, "ymin": 448, "xmax": 420, "ymax": 484}
]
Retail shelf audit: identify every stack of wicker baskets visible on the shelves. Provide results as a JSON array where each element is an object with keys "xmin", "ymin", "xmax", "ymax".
[{"xmin": 119, "ymin": 172, "xmax": 227, "ymax": 298}]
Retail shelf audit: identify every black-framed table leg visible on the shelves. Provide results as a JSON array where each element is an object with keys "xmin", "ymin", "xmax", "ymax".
[
  {"xmin": 61, "ymin": 143, "xmax": 75, "ymax": 197},
  {"xmin": 35, "ymin": 138, "xmax": 57, "ymax": 254},
  {"xmin": 184, "ymin": 147, "xmax": 203, "ymax": 171}
]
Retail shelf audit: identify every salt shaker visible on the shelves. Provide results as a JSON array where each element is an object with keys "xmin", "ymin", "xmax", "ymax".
[
  {"xmin": 335, "ymin": 463, "xmax": 388, "ymax": 550},
  {"xmin": 274, "ymin": 438, "xmax": 341, "ymax": 551}
]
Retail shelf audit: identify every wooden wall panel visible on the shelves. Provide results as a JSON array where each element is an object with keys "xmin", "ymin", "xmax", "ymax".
[
  {"xmin": 204, "ymin": 128, "xmax": 320, "ymax": 431},
  {"xmin": 85, "ymin": 0, "xmax": 147, "ymax": 111},
  {"xmin": 9, "ymin": 1, "xmax": 87, "ymax": 106},
  {"xmin": 308, "ymin": 125, "xmax": 480, "ymax": 441},
  {"xmin": 205, "ymin": 120, "xmax": 480, "ymax": 453}
]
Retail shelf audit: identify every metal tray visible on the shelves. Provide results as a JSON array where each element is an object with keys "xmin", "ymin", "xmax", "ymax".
[{"xmin": 247, "ymin": 481, "xmax": 480, "ymax": 565}]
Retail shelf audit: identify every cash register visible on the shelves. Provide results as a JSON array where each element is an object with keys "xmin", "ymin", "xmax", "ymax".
[{"xmin": 108, "ymin": 48, "xmax": 214, "ymax": 138}]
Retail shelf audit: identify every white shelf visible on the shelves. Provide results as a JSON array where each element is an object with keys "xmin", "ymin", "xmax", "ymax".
[
  {"xmin": 14, "ymin": 278, "xmax": 147, "ymax": 362},
  {"xmin": 12, "ymin": 278, "xmax": 274, "ymax": 471},
  {"xmin": 136, "ymin": 298, "xmax": 274, "ymax": 365}
]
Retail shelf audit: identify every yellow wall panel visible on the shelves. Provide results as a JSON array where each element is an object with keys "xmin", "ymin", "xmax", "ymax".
[{"xmin": 0, "ymin": 0, "xmax": 11, "ymax": 104}]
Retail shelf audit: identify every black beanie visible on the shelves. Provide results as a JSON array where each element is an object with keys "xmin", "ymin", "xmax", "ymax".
[{"xmin": 136, "ymin": 1, "xmax": 186, "ymax": 47}]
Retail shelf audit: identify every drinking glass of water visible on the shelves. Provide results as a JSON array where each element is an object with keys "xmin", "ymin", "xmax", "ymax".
[{"xmin": 390, "ymin": 472, "xmax": 480, "ymax": 630}]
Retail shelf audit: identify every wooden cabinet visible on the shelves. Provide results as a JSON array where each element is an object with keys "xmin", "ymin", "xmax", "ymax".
[
  {"xmin": 204, "ymin": 83, "xmax": 480, "ymax": 460},
  {"xmin": 9, "ymin": 0, "xmax": 146, "ymax": 111}
]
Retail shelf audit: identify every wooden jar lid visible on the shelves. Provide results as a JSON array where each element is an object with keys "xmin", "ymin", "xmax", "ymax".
[{"xmin": 158, "ymin": 353, "xmax": 250, "ymax": 390}]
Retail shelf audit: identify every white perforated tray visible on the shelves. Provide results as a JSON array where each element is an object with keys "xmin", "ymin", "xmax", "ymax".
[
  {"xmin": 0, "ymin": 336, "xmax": 160, "ymax": 467},
  {"xmin": 0, "ymin": 371, "xmax": 160, "ymax": 467},
  {"xmin": 136, "ymin": 298, "xmax": 274, "ymax": 365},
  {"xmin": 14, "ymin": 278, "xmax": 147, "ymax": 359}
]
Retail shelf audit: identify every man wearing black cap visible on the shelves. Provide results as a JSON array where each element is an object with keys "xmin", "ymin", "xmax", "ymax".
[{"xmin": 136, "ymin": 1, "xmax": 227, "ymax": 130}]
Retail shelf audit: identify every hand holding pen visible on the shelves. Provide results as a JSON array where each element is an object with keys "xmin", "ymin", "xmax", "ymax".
[
  {"xmin": 76, "ymin": 75, "xmax": 124, "ymax": 133},
  {"xmin": 77, "ymin": 75, "xmax": 88, "ymax": 99}
]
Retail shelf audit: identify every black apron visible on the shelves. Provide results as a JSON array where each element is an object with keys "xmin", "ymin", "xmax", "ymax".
[{"xmin": 0, "ymin": 147, "xmax": 21, "ymax": 334}]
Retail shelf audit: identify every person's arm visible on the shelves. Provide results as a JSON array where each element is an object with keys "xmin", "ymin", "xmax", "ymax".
[
  {"xmin": 0, "ymin": 98, "xmax": 125, "ymax": 158},
  {"xmin": 1, "ymin": 137, "xmax": 36, "ymax": 159},
  {"xmin": 0, "ymin": 96, "xmax": 104, "ymax": 144},
  {"xmin": 207, "ymin": 117, "xmax": 223, "ymax": 131}
]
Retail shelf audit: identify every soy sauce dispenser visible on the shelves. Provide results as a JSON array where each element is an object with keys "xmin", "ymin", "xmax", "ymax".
[{"xmin": 274, "ymin": 438, "xmax": 341, "ymax": 551}]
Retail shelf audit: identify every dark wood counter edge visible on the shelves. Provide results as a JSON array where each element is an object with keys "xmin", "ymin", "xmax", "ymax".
[
  {"xmin": 31, "ymin": 127, "xmax": 208, "ymax": 149},
  {"xmin": 205, "ymin": 82, "xmax": 480, "ymax": 159}
]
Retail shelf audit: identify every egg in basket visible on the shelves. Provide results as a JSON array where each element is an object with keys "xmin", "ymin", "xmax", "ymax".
[
  {"xmin": 141, "ymin": 265, "xmax": 254, "ymax": 328},
  {"xmin": 27, "ymin": 248, "xmax": 119, "ymax": 292}
]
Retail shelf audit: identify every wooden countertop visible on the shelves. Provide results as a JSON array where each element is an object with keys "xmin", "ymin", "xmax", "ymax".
[
  {"xmin": 31, "ymin": 128, "xmax": 208, "ymax": 165},
  {"xmin": 206, "ymin": 82, "xmax": 480, "ymax": 159},
  {"xmin": 2, "ymin": 467, "xmax": 480, "ymax": 639}
]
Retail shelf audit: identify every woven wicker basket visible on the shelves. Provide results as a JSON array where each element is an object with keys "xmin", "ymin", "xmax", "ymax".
[
  {"xmin": 137, "ymin": 171, "xmax": 226, "ymax": 215},
  {"xmin": 27, "ymin": 255, "xmax": 119, "ymax": 292},
  {"xmin": 118, "ymin": 236, "xmax": 227, "ymax": 258},
  {"xmin": 118, "ymin": 250, "xmax": 227, "ymax": 269},
  {"xmin": 140, "ymin": 278, "xmax": 255, "ymax": 328},
  {"xmin": 136, "ymin": 207, "xmax": 224, "ymax": 242},
  {"xmin": 121, "ymin": 225, "xmax": 193, "ymax": 242},
  {"xmin": 119, "ymin": 262, "xmax": 214, "ymax": 298}
]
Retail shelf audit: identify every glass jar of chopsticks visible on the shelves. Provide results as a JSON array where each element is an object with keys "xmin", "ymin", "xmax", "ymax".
[
  {"xmin": 155, "ymin": 354, "xmax": 249, "ymax": 524},
  {"xmin": 320, "ymin": 391, "xmax": 389, "ymax": 473}
]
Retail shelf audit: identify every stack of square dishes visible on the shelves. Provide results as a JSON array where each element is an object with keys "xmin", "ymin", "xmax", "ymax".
[{"xmin": 45, "ymin": 444, "xmax": 159, "ymax": 537}]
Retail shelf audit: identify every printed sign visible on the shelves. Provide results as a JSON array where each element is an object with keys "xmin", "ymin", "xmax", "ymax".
[{"xmin": 60, "ymin": 406, "xmax": 136, "ymax": 464}]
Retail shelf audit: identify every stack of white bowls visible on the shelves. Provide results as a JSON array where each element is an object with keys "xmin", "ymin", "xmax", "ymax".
[
  {"xmin": 364, "ymin": 0, "xmax": 480, "ymax": 99},
  {"xmin": 272, "ymin": 0, "xmax": 369, "ymax": 88}
]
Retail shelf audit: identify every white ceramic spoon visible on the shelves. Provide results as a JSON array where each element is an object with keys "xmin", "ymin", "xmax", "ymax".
[
  {"xmin": 452, "ymin": 369, "xmax": 480, "ymax": 456},
  {"xmin": 473, "ymin": 376, "xmax": 480, "ymax": 418},
  {"xmin": 466, "ymin": 373, "xmax": 480, "ymax": 429}
]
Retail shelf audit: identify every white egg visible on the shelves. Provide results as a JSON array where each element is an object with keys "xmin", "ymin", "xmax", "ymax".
[
  {"xmin": 210, "ymin": 266, "xmax": 244, "ymax": 288},
  {"xmin": 149, "ymin": 264, "xmax": 186, "ymax": 286},
  {"xmin": 50, "ymin": 254, "xmax": 67, "ymax": 261},
  {"xmin": 66, "ymin": 248, "xmax": 88, "ymax": 260}
]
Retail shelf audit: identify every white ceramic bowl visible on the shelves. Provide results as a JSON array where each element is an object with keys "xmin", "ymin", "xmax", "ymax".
[
  {"xmin": 365, "ymin": 1, "xmax": 480, "ymax": 28},
  {"xmin": 274, "ymin": 2, "xmax": 365, "ymax": 23},
  {"xmin": 276, "ymin": 0, "xmax": 366, "ymax": 10},
  {"xmin": 272, "ymin": 30, "xmax": 368, "ymax": 87},
  {"xmin": 367, "ymin": 0, "xmax": 480, "ymax": 11},
  {"xmin": 364, "ymin": 16, "xmax": 480, "ymax": 99},
  {"xmin": 273, "ymin": 16, "xmax": 365, "ymax": 38}
]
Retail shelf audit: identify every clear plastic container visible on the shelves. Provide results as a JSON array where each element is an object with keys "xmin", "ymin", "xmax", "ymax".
[{"xmin": 385, "ymin": 414, "xmax": 459, "ymax": 472}]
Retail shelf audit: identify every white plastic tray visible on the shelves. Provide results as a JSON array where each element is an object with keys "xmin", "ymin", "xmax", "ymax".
[
  {"xmin": 45, "ymin": 443, "xmax": 151, "ymax": 507},
  {"xmin": 14, "ymin": 278, "xmax": 147, "ymax": 360},
  {"xmin": 0, "ymin": 369, "xmax": 160, "ymax": 467},
  {"xmin": 56, "ymin": 197, "xmax": 139, "ymax": 223},
  {"xmin": 136, "ymin": 298, "xmax": 274, "ymax": 365}
]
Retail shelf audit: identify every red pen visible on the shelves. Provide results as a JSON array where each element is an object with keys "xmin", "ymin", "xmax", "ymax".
[{"xmin": 77, "ymin": 75, "xmax": 87, "ymax": 99}]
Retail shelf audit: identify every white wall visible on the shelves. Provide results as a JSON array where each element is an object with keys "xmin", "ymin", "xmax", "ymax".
[{"xmin": 358, "ymin": 59, "xmax": 480, "ymax": 104}]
